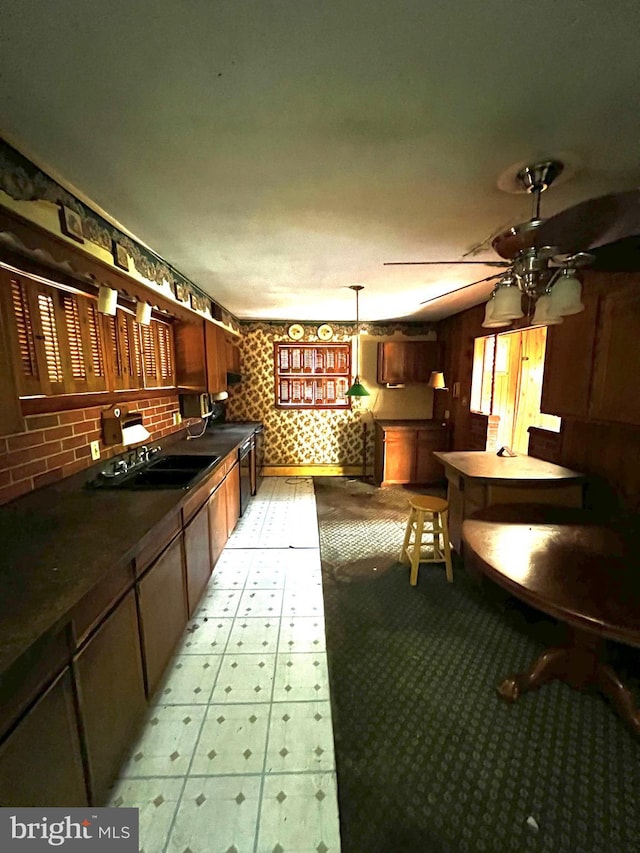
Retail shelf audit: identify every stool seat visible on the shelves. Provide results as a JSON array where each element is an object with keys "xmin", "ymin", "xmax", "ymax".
[{"xmin": 400, "ymin": 495, "xmax": 453, "ymax": 586}]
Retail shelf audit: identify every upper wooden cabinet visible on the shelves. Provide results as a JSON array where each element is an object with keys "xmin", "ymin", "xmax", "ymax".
[
  {"xmin": 540, "ymin": 290, "xmax": 598, "ymax": 419},
  {"xmin": 225, "ymin": 333, "xmax": 242, "ymax": 375},
  {"xmin": 377, "ymin": 341, "xmax": 441, "ymax": 384},
  {"xmin": 589, "ymin": 282, "xmax": 640, "ymax": 425},
  {"xmin": 541, "ymin": 277, "xmax": 640, "ymax": 427},
  {"xmin": 175, "ymin": 318, "xmax": 227, "ymax": 394}
]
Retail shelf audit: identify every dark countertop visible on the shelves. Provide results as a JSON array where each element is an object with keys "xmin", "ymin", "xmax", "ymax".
[
  {"xmin": 0, "ymin": 421, "xmax": 259, "ymax": 676},
  {"xmin": 374, "ymin": 419, "xmax": 449, "ymax": 429},
  {"xmin": 433, "ymin": 450, "xmax": 585, "ymax": 484}
]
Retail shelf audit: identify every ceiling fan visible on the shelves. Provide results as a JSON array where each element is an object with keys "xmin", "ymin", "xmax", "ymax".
[{"xmin": 384, "ymin": 159, "xmax": 640, "ymax": 311}]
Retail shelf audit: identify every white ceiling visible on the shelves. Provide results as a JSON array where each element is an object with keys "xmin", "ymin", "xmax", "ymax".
[{"xmin": 1, "ymin": 0, "xmax": 639, "ymax": 322}]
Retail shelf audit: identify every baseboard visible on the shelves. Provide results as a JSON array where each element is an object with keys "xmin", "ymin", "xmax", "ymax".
[{"xmin": 263, "ymin": 465, "xmax": 363, "ymax": 477}]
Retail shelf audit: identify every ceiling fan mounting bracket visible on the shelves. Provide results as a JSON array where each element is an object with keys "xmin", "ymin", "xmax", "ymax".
[{"xmin": 514, "ymin": 159, "xmax": 564, "ymax": 195}]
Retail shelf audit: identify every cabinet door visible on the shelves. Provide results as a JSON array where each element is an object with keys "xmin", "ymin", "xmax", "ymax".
[
  {"xmin": 589, "ymin": 283, "xmax": 640, "ymax": 425},
  {"xmin": 205, "ymin": 321, "xmax": 227, "ymax": 394},
  {"xmin": 209, "ymin": 481, "xmax": 228, "ymax": 568},
  {"xmin": 137, "ymin": 534, "xmax": 187, "ymax": 697},
  {"xmin": 377, "ymin": 341, "xmax": 441, "ymax": 384},
  {"xmin": 0, "ymin": 669, "xmax": 87, "ymax": 806},
  {"xmin": 382, "ymin": 429, "xmax": 416, "ymax": 484},
  {"xmin": 184, "ymin": 500, "xmax": 212, "ymax": 617},
  {"xmin": 225, "ymin": 460, "xmax": 241, "ymax": 536},
  {"xmin": 414, "ymin": 429, "xmax": 448, "ymax": 483},
  {"xmin": 541, "ymin": 291, "xmax": 598, "ymax": 418},
  {"xmin": 74, "ymin": 590, "xmax": 146, "ymax": 805}
]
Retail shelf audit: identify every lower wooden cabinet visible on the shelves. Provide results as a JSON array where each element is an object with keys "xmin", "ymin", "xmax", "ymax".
[
  {"xmin": 209, "ymin": 480, "xmax": 228, "ymax": 568},
  {"xmin": 0, "ymin": 669, "xmax": 87, "ymax": 806},
  {"xmin": 225, "ymin": 460, "xmax": 240, "ymax": 536},
  {"xmin": 137, "ymin": 534, "xmax": 188, "ymax": 697},
  {"xmin": 374, "ymin": 420, "xmax": 450, "ymax": 486},
  {"xmin": 184, "ymin": 500, "xmax": 212, "ymax": 617},
  {"xmin": 73, "ymin": 590, "xmax": 146, "ymax": 805}
]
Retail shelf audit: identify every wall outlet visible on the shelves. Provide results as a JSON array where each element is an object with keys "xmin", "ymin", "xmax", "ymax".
[
  {"xmin": 444, "ymin": 410, "xmax": 450, "ymax": 420},
  {"xmin": 90, "ymin": 440, "xmax": 100, "ymax": 461},
  {"xmin": 173, "ymin": 412, "xmax": 182, "ymax": 426}
]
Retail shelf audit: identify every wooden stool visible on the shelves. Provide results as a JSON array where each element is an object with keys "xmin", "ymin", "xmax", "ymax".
[{"xmin": 400, "ymin": 495, "xmax": 453, "ymax": 586}]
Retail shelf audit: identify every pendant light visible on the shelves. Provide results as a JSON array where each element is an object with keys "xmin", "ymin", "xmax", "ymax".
[{"xmin": 346, "ymin": 285, "xmax": 370, "ymax": 398}]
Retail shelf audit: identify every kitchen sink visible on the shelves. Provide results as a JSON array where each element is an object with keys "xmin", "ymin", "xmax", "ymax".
[
  {"xmin": 89, "ymin": 453, "xmax": 220, "ymax": 490},
  {"xmin": 146, "ymin": 454, "xmax": 219, "ymax": 472}
]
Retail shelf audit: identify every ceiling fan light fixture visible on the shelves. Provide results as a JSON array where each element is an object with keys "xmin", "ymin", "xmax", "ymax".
[
  {"xmin": 548, "ymin": 270, "xmax": 584, "ymax": 316},
  {"xmin": 482, "ymin": 293, "xmax": 512, "ymax": 328},
  {"xmin": 532, "ymin": 291, "xmax": 564, "ymax": 326},
  {"xmin": 492, "ymin": 280, "xmax": 524, "ymax": 321}
]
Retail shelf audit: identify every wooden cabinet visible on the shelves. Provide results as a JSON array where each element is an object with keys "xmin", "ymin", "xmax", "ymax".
[
  {"xmin": 541, "ymin": 290, "xmax": 598, "ymax": 418},
  {"xmin": 73, "ymin": 590, "xmax": 146, "ymax": 805},
  {"xmin": 377, "ymin": 340, "xmax": 441, "ymax": 384},
  {"xmin": 225, "ymin": 459, "xmax": 241, "ymax": 536},
  {"xmin": 541, "ymin": 279, "xmax": 640, "ymax": 427},
  {"xmin": 0, "ymin": 669, "xmax": 87, "ymax": 806},
  {"xmin": 225, "ymin": 333, "xmax": 242, "ymax": 375},
  {"xmin": 209, "ymin": 480, "xmax": 228, "ymax": 567},
  {"xmin": 374, "ymin": 421, "xmax": 450, "ymax": 486},
  {"xmin": 175, "ymin": 317, "xmax": 227, "ymax": 394},
  {"xmin": 589, "ymin": 283, "xmax": 640, "ymax": 425},
  {"xmin": 184, "ymin": 500, "xmax": 212, "ymax": 617},
  {"xmin": 137, "ymin": 534, "xmax": 188, "ymax": 697}
]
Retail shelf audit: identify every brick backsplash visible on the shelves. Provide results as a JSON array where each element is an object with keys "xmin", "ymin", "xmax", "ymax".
[{"xmin": 0, "ymin": 394, "xmax": 182, "ymax": 506}]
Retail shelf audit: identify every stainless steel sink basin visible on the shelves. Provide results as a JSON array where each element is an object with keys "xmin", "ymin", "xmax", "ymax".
[{"xmin": 89, "ymin": 453, "xmax": 220, "ymax": 490}]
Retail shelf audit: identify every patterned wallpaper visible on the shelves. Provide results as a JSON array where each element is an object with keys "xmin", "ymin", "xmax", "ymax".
[{"xmin": 227, "ymin": 321, "xmax": 434, "ymax": 470}]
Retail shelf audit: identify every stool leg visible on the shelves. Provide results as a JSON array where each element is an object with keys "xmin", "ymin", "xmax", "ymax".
[
  {"xmin": 441, "ymin": 510, "xmax": 453, "ymax": 583},
  {"xmin": 400, "ymin": 508, "xmax": 414, "ymax": 565},
  {"xmin": 409, "ymin": 509, "xmax": 424, "ymax": 586}
]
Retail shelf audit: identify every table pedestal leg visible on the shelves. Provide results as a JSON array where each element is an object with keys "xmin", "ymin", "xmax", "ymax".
[{"xmin": 497, "ymin": 628, "xmax": 640, "ymax": 735}]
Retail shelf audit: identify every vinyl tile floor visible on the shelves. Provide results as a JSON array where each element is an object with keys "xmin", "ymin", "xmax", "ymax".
[{"xmin": 109, "ymin": 477, "xmax": 341, "ymax": 853}]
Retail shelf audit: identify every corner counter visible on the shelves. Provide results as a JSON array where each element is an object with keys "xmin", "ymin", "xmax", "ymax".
[{"xmin": 433, "ymin": 450, "xmax": 585, "ymax": 552}]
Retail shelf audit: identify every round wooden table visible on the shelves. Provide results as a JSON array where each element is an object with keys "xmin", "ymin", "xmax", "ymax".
[{"xmin": 462, "ymin": 504, "xmax": 640, "ymax": 735}]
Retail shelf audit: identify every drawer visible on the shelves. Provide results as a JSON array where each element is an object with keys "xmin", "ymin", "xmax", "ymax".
[
  {"xmin": 134, "ymin": 509, "xmax": 182, "ymax": 578},
  {"xmin": 70, "ymin": 559, "xmax": 136, "ymax": 648},
  {"xmin": 182, "ymin": 464, "xmax": 226, "ymax": 525}
]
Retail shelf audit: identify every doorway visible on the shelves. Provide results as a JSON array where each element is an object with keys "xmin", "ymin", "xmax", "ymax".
[{"xmin": 470, "ymin": 326, "xmax": 561, "ymax": 453}]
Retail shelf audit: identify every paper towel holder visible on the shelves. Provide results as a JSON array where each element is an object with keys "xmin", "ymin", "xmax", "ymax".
[{"xmin": 101, "ymin": 405, "xmax": 151, "ymax": 446}]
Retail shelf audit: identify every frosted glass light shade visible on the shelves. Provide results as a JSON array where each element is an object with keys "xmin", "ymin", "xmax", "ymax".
[
  {"xmin": 532, "ymin": 293, "xmax": 564, "ymax": 325},
  {"xmin": 482, "ymin": 297, "xmax": 511, "ymax": 328},
  {"xmin": 135, "ymin": 301, "xmax": 152, "ymax": 325},
  {"xmin": 492, "ymin": 284, "xmax": 524, "ymax": 321},
  {"xmin": 548, "ymin": 274, "xmax": 584, "ymax": 316},
  {"xmin": 97, "ymin": 285, "xmax": 118, "ymax": 315}
]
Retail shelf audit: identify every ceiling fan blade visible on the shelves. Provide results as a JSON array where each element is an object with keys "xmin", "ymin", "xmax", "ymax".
[
  {"xmin": 533, "ymin": 189, "xmax": 640, "ymax": 253},
  {"xmin": 419, "ymin": 272, "xmax": 504, "ymax": 305},
  {"xmin": 384, "ymin": 260, "xmax": 510, "ymax": 267}
]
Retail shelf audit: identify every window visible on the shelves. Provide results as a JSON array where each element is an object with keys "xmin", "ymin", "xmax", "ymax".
[
  {"xmin": 3, "ymin": 272, "xmax": 175, "ymax": 401},
  {"xmin": 274, "ymin": 342, "xmax": 351, "ymax": 409},
  {"xmin": 470, "ymin": 327, "xmax": 561, "ymax": 453}
]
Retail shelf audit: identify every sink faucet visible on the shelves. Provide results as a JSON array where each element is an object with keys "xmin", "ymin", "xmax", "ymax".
[{"xmin": 112, "ymin": 459, "xmax": 129, "ymax": 476}]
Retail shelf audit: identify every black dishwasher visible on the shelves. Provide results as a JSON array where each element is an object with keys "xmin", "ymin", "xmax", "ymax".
[
  {"xmin": 238, "ymin": 436, "xmax": 252, "ymax": 516},
  {"xmin": 252, "ymin": 425, "xmax": 264, "ymax": 495}
]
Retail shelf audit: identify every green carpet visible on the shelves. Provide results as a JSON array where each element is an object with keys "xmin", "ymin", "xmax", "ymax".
[{"xmin": 314, "ymin": 477, "xmax": 640, "ymax": 853}]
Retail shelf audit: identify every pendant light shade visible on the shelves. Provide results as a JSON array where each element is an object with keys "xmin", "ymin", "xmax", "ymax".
[
  {"xmin": 482, "ymin": 294, "xmax": 511, "ymax": 328},
  {"xmin": 547, "ymin": 271, "xmax": 584, "ymax": 316},
  {"xmin": 492, "ymin": 282, "xmax": 524, "ymax": 321},
  {"xmin": 532, "ymin": 292, "xmax": 563, "ymax": 326},
  {"xmin": 346, "ymin": 285, "xmax": 370, "ymax": 398}
]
